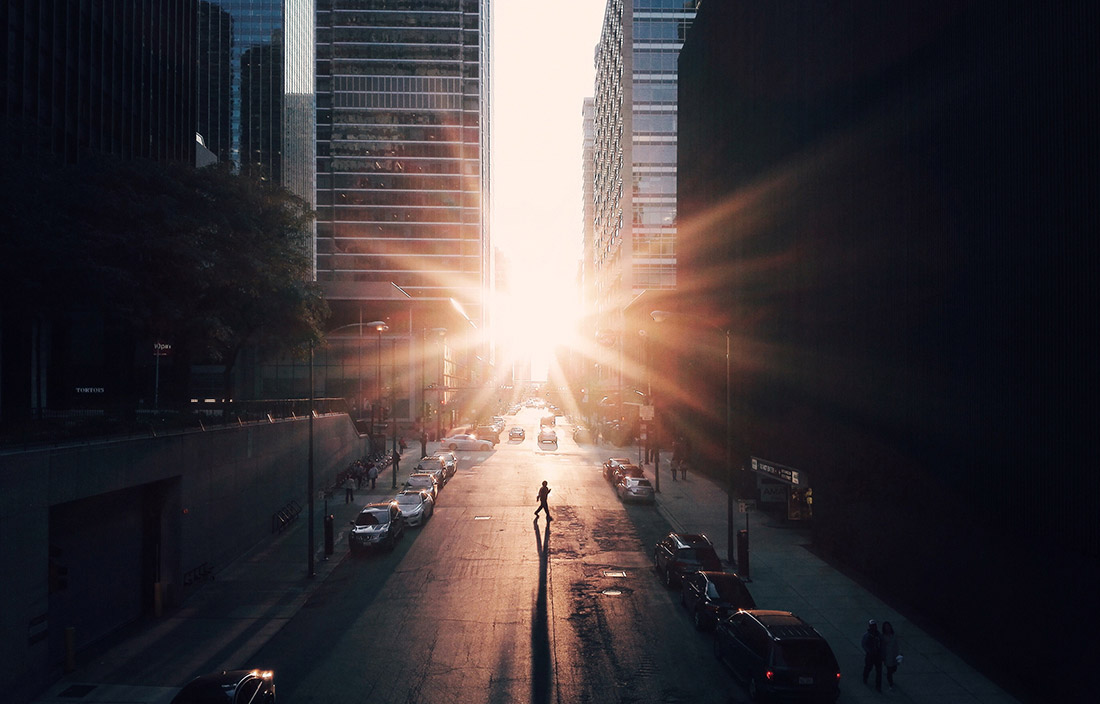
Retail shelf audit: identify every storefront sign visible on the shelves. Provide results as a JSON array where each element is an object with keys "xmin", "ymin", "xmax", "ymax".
[{"xmin": 750, "ymin": 456, "xmax": 806, "ymax": 486}]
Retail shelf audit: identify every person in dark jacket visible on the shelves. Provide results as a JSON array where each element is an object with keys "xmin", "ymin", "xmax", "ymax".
[
  {"xmin": 534, "ymin": 480, "xmax": 552, "ymax": 521},
  {"xmin": 862, "ymin": 619, "xmax": 883, "ymax": 692}
]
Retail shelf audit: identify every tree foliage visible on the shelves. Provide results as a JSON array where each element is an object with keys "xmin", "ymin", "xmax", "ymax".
[{"xmin": 0, "ymin": 148, "xmax": 328, "ymax": 401}]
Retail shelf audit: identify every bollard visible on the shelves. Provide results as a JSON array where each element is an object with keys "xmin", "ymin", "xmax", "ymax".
[
  {"xmin": 736, "ymin": 529, "xmax": 750, "ymax": 581},
  {"xmin": 323, "ymin": 514, "xmax": 335, "ymax": 556}
]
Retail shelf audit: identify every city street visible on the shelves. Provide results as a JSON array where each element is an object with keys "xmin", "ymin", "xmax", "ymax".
[{"xmin": 34, "ymin": 407, "xmax": 1020, "ymax": 704}]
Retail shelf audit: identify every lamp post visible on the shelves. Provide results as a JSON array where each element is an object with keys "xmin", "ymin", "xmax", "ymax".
[
  {"xmin": 368, "ymin": 321, "xmax": 389, "ymax": 445},
  {"xmin": 652, "ymin": 310, "xmax": 736, "ymax": 565},
  {"xmin": 391, "ymin": 337, "xmax": 398, "ymax": 488}
]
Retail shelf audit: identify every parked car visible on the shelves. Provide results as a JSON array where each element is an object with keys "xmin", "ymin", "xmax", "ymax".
[
  {"xmin": 404, "ymin": 472, "xmax": 440, "ymax": 501},
  {"xmin": 171, "ymin": 669, "xmax": 275, "ymax": 704},
  {"xmin": 540, "ymin": 414, "xmax": 556, "ymax": 427},
  {"xmin": 537, "ymin": 427, "xmax": 558, "ymax": 445},
  {"xmin": 432, "ymin": 451, "xmax": 458, "ymax": 479},
  {"xmin": 349, "ymin": 502, "xmax": 406, "ymax": 552},
  {"xmin": 415, "ymin": 456, "xmax": 448, "ymax": 486},
  {"xmin": 616, "ymin": 475, "xmax": 655, "ymax": 504},
  {"xmin": 653, "ymin": 532, "xmax": 723, "ymax": 587},
  {"xmin": 610, "ymin": 463, "xmax": 644, "ymax": 485},
  {"xmin": 508, "ymin": 426, "xmax": 526, "ymax": 441},
  {"xmin": 713, "ymin": 610, "xmax": 841, "ymax": 703},
  {"xmin": 572, "ymin": 426, "xmax": 592, "ymax": 444},
  {"xmin": 394, "ymin": 489, "xmax": 434, "ymax": 526},
  {"xmin": 602, "ymin": 457, "xmax": 633, "ymax": 481},
  {"xmin": 681, "ymin": 571, "xmax": 756, "ymax": 630},
  {"xmin": 440, "ymin": 433, "xmax": 494, "ymax": 451}
]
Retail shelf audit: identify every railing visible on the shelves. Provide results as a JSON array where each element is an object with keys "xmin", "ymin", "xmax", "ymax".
[{"xmin": 0, "ymin": 398, "xmax": 354, "ymax": 450}]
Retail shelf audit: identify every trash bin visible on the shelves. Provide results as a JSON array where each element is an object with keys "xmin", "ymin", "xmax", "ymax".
[
  {"xmin": 323, "ymin": 514, "xmax": 334, "ymax": 556},
  {"xmin": 736, "ymin": 529, "xmax": 750, "ymax": 579}
]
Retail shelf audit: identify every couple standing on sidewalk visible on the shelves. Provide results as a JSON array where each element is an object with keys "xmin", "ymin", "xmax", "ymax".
[{"xmin": 862, "ymin": 619, "xmax": 902, "ymax": 692}]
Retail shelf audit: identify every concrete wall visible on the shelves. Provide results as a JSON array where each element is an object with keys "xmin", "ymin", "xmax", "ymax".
[{"xmin": 0, "ymin": 414, "xmax": 365, "ymax": 703}]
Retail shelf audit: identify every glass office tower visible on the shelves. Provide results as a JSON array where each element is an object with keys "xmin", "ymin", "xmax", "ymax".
[
  {"xmin": 196, "ymin": 0, "xmax": 315, "ymax": 203},
  {"xmin": 592, "ymin": 0, "xmax": 695, "ymax": 318},
  {"xmin": 315, "ymin": 0, "xmax": 491, "ymax": 323}
]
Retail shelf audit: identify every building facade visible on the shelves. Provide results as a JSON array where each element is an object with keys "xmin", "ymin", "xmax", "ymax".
[
  {"xmin": 588, "ymin": 0, "xmax": 696, "ymax": 423},
  {"xmin": 312, "ymin": 0, "xmax": 492, "ymax": 433},
  {"xmin": 196, "ymin": 0, "xmax": 316, "ymax": 202}
]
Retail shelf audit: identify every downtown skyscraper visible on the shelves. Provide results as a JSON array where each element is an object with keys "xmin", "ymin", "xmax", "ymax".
[
  {"xmin": 587, "ymin": 0, "xmax": 696, "ymax": 398},
  {"xmin": 312, "ymin": 0, "xmax": 491, "ymax": 429},
  {"xmin": 315, "ymin": 0, "xmax": 491, "ymax": 322}
]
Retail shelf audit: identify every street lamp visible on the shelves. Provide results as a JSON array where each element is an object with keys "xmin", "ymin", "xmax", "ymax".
[
  {"xmin": 421, "ymin": 327, "xmax": 446, "ymax": 441},
  {"xmin": 368, "ymin": 321, "xmax": 389, "ymax": 442},
  {"xmin": 651, "ymin": 310, "xmax": 736, "ymax": 565}
]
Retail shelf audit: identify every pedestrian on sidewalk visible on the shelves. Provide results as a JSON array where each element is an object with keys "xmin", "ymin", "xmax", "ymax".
[
  {"xmin": 368, "ymin": 462, "xmax": 379, "ymax": 490},
  {"xmin": 391, "ymin": 448, "xmax": 400, "ymax": 486},
  {"xmin": 344, "ymin": 475, "xmax": 355, "ymax": 504},
  {"xmin": 420, "ymin": 431, "xmax": 428, "ymax": 458},
  {"xmin": 671, "ymin": 437, "xmax": 682, "ymax": 481},
  {"xmin": 881, "ymin": 621, "xmax": 901, "ymax": 690},
  {"xmin": 534, "ymin": 480, "xmax": 552, "ymax": 521},
  {"xmin": 862, "ymin": 619, "xmax": 884, "ymax": 692}
]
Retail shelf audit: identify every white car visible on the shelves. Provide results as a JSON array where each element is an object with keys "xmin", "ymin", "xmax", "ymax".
[
  {"xmin": 440, "ymin": 433, "xmax": 493, "ymax": 451},
  {"xmin": 394, "ymin": 489, "xmax": 434, "ymax": 526},
  {"xmin": 538, "ymin": 428, "xmax": 558, "ymax": 445}
]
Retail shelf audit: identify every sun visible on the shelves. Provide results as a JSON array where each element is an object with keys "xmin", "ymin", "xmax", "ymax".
[{"xmin": 493, "ymin": 266, "xmax": 581, "ymax": 376}]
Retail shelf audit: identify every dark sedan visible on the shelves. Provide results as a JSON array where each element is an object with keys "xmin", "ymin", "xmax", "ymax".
[
  {"xmin": 171, "ymin": 669, "xmax": 275, "ymax": 704},
  {"xmin": 680, "ymin": 570, "xmax": 756, "ymax": 630}
]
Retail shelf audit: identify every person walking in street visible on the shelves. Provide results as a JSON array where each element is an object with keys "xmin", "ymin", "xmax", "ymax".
[
  {"xmin": 534, "ymin": 480, "xmax": 552, "ymax": 521},
  {"xmin": 344, "ymin": 475, "xmax": 355, "ymax": 504},
  {"xmin": 391, "ymin": 448, "xmax": 400, "ymax": 487},
  {"xmin": 862, "ymin": 619, "xmax": 884, "ymax": 692},
  {"xmin": 881, "ymin": 621, "xmax": 901, "ymax": 691}
]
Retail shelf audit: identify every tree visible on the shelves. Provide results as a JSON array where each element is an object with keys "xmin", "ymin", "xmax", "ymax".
[{"xmin": 0, "ymin": 150, "xmax": 328, "ymax": 412}]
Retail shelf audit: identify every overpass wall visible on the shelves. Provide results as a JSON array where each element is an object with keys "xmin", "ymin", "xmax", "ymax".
[{"xmin": 0, "ymin": 414, "xmax": 366, "ymax": 702}]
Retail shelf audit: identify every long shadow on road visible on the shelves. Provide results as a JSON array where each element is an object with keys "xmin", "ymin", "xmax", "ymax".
[{"xmin": 530, "ymin": 517, "xmax": 551, "ymax": 704}]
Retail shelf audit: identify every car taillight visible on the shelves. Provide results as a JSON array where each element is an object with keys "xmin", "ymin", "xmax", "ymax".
[
  {"xmin": 765, "ymin": 670, "xmax": 775, "ymax": 681},
  {"xmin": 836, "ymin": 672, "xmax": 842, "ymax": 680}
]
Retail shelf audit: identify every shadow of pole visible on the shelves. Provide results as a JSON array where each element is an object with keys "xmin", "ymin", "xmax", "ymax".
[{"xmin": 531, "ymin": 519, "xmax": 551, "ymax": 704}]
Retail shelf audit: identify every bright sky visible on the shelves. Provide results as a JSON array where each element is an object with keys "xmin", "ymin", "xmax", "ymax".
[{"xmin": 491, "ymin": 1, "xmax": 608, "ymax": 376}]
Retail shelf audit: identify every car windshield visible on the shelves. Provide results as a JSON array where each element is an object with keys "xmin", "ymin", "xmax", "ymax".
[
  {"xmin": 408, "ymin": 477, "xmax": 432, "ymax": 487},
  {"xmin": 774, "ymin": 640, "xmax": 838, "ymax": 669},
  {"xmin": 629, "ymin": 478, "xmax": 652, "ymax": 488},
  {"xmin": 707, "ymin": 578, "xmax": 754, "ymax": 604},
  {"xmin": 396, "ymin": 495, "xmax": 421, "ymax": 506},
  {"xmin": 355, "ymin": 510, "xmax": 388, "ymax": 526}
]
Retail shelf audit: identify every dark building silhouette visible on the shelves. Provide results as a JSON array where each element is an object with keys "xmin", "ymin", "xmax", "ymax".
[
  {"xmin": 1, "ymin": 0, "xmax": 198, "ymax": 424},
  {"xmin": 675, "ymin": 2, "xmax": 1098, "ymax": 701},
  {"xmin": 1, "ymin": 0, "xmax": 196, "ymax": 163}
]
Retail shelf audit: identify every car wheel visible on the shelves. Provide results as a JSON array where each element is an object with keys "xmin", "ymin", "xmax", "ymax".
[{"xmin": 449, "ymin": 443, "xmax": 458, "ymax": 451}]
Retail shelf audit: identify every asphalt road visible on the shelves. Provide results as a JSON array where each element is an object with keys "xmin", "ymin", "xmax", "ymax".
[{"xmin": 253, "ymin": 407, "xmax": 744, "ymax": 703}]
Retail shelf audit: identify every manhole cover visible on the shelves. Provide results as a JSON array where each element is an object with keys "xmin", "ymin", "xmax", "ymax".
[{"xmin": 601, "ymin": 588, "xmax": 623, "ymax": 596}]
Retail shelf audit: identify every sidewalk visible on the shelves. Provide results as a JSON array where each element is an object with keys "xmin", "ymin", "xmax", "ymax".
[
  {"xmin": 642, "ymin": 451, "xmax": 1020, "ymax": 704},
  {"xmin": 33, "ymin": 448, "xmax": 427, "ymax": 704}
]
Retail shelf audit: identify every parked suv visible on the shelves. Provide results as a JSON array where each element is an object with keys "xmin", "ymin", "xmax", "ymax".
[
  {"xmin": 653, "ymin": 532, "xmax": 723, "ymax": 587},
  {"xmin": 713, "ymin": 610, "xmax": 841, "ymax": 703}
]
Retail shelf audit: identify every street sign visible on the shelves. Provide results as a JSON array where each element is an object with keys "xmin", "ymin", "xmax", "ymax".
[
  {"xmin": 738, "ymin": 500, "xmax": 757, "ymax": 513},
  {"xmin": 640, "ymin": 404, "xmax": 655, "ymax": 421}
]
